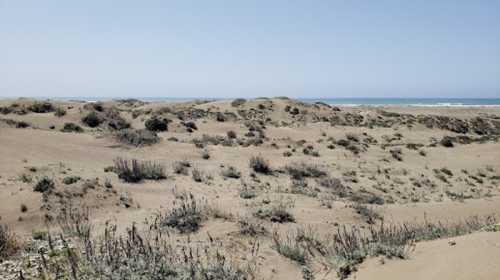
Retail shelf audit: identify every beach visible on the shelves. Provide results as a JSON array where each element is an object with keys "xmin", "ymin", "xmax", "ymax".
[{"xmin": 1, "ymin": 97, "xmax": 499, "ymax": 279}]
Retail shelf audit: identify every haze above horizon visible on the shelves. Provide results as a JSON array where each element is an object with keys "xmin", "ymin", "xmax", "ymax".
[{"xmin": 1, "ymin": 1, "xmax": 499, "ymax": 99}]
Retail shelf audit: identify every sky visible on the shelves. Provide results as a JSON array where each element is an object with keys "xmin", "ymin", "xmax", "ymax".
[{"xmin": 1, "ymin": 1, "xmax": 499, "ymax": 99}]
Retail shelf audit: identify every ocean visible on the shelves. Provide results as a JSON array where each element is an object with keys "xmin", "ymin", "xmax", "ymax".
[
  {"xmin": 299, "ymin": 98, "xmax": 500, "ymax": 107},
  {"xmin": 49, "ymin": 97, "xmax": 500, "ymax": 107}
]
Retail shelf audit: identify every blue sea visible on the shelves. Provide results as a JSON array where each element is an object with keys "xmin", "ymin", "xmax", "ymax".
[
  {"xmin": 51, "ymin": 97, "xmax": 500, "ymax": 107},
  {"xmin": 299, "ymin": 98, "xmax": 500, "ymax": 107}
]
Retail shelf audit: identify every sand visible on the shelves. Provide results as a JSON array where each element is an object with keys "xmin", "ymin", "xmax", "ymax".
[{"xmin": 0, "ymin": 97, "xmax": 499, "ymax": 279}]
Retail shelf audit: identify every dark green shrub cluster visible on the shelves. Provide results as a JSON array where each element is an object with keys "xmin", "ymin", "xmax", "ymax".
[
  {"xmin": 145, "ymin": 116, "xmax": 170, "ymax": 132},
  {"xmin": 33, "ymin": 176, "xmax": 55, "ymax": 193},
  {"xmin": 82, "ymin": 111, "xmax": 103, "ymax": 127}
]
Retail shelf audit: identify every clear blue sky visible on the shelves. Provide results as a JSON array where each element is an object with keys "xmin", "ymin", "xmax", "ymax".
[{"xmin": 1, "ymin": 1, "xmax": 499, "ymax": 98}]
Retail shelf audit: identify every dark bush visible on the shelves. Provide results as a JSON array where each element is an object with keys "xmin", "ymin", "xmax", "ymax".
[
  {"xmin": 33, "ymin": 176, "xmax": 55, "ymax": 193},
  {"xmin": 145, "ymin": 116, "xmax": 170, "ymax": 132},
  {"xmin": 82, "ymin": 111, "xmax": 103, "ymax": 127},
  {"xmin": 440, "ymin": 136, "xmax": 454, "ymax": 147},
  {"xmin": 249, "ymin": 156, "xmax": 272, "ymax": 174},
  {"xmin": 182, "ymin": 121, "xmax": 198, "ymax": 131},
  {"xmin": 227, "ymin": 130, "xmax": 237, "ymax": 139},
  {"xmin": 28, "ymin": 102, "xmax": 54, "ymax": 113},
  {"xmin": 61, "ymin": 122, "xmax": 83, "ymax": 133}
]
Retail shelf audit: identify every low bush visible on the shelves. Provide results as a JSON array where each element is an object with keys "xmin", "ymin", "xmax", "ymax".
[
  {"xmin": 221, "ymin": 166, "xmax": 241, "ymax": 179},
  {"xmin": 440, "ymin": 136, "xmax": 454, "ymax": 147},
  {"xmin": 390, "ymin": 148, "xmax": 403, "ymax": 161},
  {"xmin": 173, "ymin": 160, "xmax": 191, "ymax": 175},
  {"xmin": 231, "ymin": 98, "xmax": 246, "ymax": 107},
  {"xmin": 285, "ymin": 162, "xmax": 327, "ymax": 180},
  {"xmin": 33, "ymin": 176, "xmax": 55, "ymax": 193},
  {"xmin": 61, "ymin": 122, "xmax": 83, "ymax": 133},
  {"xmin": 191, "ymin": 168, "xmax": 204, "ymax": 182},
  {"xmin": 160, "ymin": 193, "xmax": 205, "ymax": 233},
  {"xmin": 63, "ymin": 176, "xmax": 81, "ymax": 185},
  {"xmin": 201, "ymin": 149, "xmax": 210, "ymax": 160},
  {"xmin": 249, "ymin": 156, "xmax": 272, "ymax": 174},
  {"xmin": 317, "ymin": 176, "xmax": 348, "ymax": 197},
  {"xmin": 254, "ymin": 198, "xmax": 295, "ymax": 223},
  {"xmin": 0, "ymin": 225, "xmax": 19, "ymax": 260},
  {"xmin": 145, "ymin": 116, "xmax": 170, "ymax": 132},
  {"xmin": 238, "ymin": 217, "xmax": 267, "ymax": 236},
  {"xmin": 227, "ymin": 130, "xmax": 237, "ymax": 139},
  {"xmin": 353, "ymin": 203, "xmax": 382, "ymax": 224},
  {"xmin": 82, "ymin": 111, "xmax": 103, "ymax": 127},
  {"xmin": 115, "ymin": 129, "xmax": 159, "ymax": 147},
  {"xmin": 113, "ymin": 157, "xmax": 166, "ymax": 183},
  {"xmin": 28, "ymin": 101, "xmax": 54, "ymax": 113},
  {"xmin": 272, "ymin": 231, "xmax": 307, "ymax": 265},
  {"xmin": 54, "ymin": 107, "xmax": 66, "ymax": 117}
]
